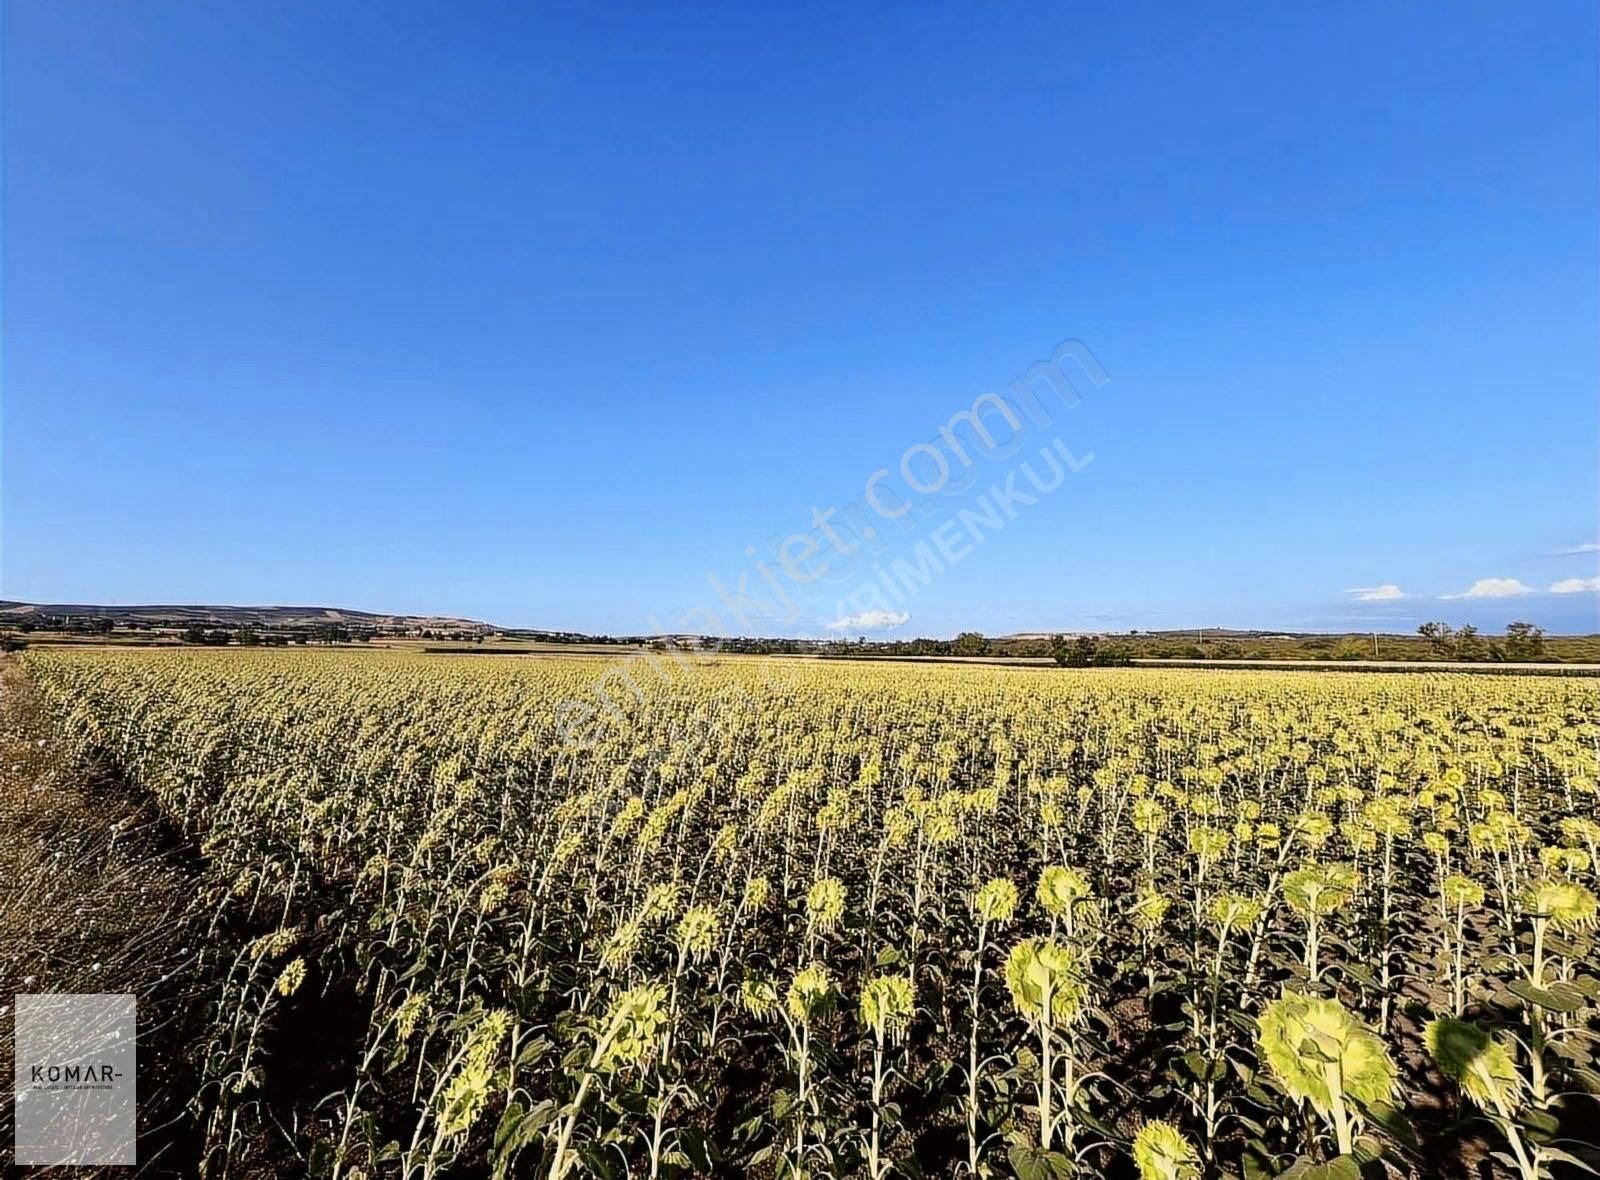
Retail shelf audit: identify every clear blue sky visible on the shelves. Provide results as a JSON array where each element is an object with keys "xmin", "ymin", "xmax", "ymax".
[{"xmin": 4, "ymin": 2, "xmax": 1597, "ymax": 635}]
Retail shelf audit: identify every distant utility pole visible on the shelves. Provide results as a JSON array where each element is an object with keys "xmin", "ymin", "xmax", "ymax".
[{"xmin": 1373, "ymin": 632, "xmax": 1379, "ymax": 658}]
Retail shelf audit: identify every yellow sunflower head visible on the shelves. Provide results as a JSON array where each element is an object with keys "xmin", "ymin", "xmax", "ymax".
[
  {"xmin": 1036, "ymin": 865, "xmax": 1091, "ymax": 918},
  {"xmin": 859, "ymin": 973, "xmax": 915, "ymax": 1042},
  {"xmin": 1425, "ymin": 1018, "xmax": 1520, "ymax": 1112},
  {"xmin": 1283, "ymin": 862, "xmax": 1359, "ymax": 917},
  {"xmin": 1206, "ymin": 893, "xmax": 1264, "ymax": 932},
  {"xmin": 673, "ymin": 905, "xmax": 721, "ymax": 962},
  {"xmin": 739, "ymin": 977, "xmax": 779, "ymax": 1020},
  {"xmin": 1521, "ymin": 878, "xmax": 1598, "ymax": 931},
  {"xmin": 1130, "ymin": 885, "xmax": 1172, "ymax": 931},
  {"xmin": 1257, "ymin": 992, "xmax": 1396, "ymax": 1117},
  {"xmin": 596, "ymin": 984, "xmax": 668, "ymax": 1072},
  {"xmin": 806, "ymin": 877, "xmax": 847, "ymax": 931},
  {"xmin": 1003, "ymin": 937, "xmax": 1086, "ymax": 1028},
  {"xmin": 1131, "ymin": 1119, "xmax": 1201, "ymax": 1180},
  {"xmin": 785, "ymin": 961, "xmax": 836, "ymax": 1023},
  {"xmin": 740, "ymin": 874, "xmax": 772, "ymax": 912},
  {"xmin": 972, "ymin": 878, "xmax": 1020, "ymax": 925},
  {"xmin": 1441, "ymin": 874, "xmax": 1485, "ymax": 908}
]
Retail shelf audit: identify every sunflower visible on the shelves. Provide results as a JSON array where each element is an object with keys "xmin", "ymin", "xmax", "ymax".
[
  {"xmin": 1283, "ymin": 862, "xmax": 1359, "ymax": 917},
  {"xmin": 740, "ymin": 874, "xmax": 772, "ymax": 911},
  {"xmin": 596, "ymin": 985, "xmax": 668, "ymax": 1072},
  {"xmin": 806, "ymin": 877, "xmax": 847, "ymax": 931},
  {"xmin": 674, "ymin": 905, "xmax": 721, "ymax": 962},
  {"xmin": 1130, "ymin": 885, "xmax": 1172, "ymax": 931},
  {"xmin": 1131, "ymin": 1119, "xmax": 1201, "ymax": 1180},
  {"xmin": 1257, "ymin": 991, "xmax": 1396, "ymax": 1116},
  {"xmin": 1521, "ymin": 877, "xmax": 1599, "ymax": 930},
  {"xmin": 1036, "ymin": 866, "xmax": 1091, "ymax": 918},
  {"xmin": 859, "ymin": 974, "xmax": 915, "ymax": 1042},
  {"xmin": 972, "ymin": 878, "xmax": 1020, "ymax": 924},
  {"xmin": 1206, "ymin": 892, "xmax": 1264, "ymax": 932},
  {"xmin": 1425, "ymin": 1018, "xmax": 1520, "ymax": 1111},
  {"xmin": 1004, "ymin": 937, "xmax": 1086, "ymax": 1028},
  {"xmin": 1442, "ymin": 874, "xmax": 1485, "ymax": 908},
  {"xmin": 786, "ymin": 962, "xmax": 835, "ymax": 1022},
  {"xmin": 739, "ymin": 978, "xmax": 779, "ymax": 1020}
]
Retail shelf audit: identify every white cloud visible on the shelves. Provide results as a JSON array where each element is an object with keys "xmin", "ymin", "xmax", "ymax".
[
  {"xmin": 825, "ymin": 609, "xmax": 910, "ymax": 632},
  {"xmin": 1550, "ymin": 576, "xmax": 1600, "ymax": 594},
  {"xmin": 1440, "ymin": 577, "xmax": 1536, "ymax": 600},
  {"xmin": 1552, "ymin": 541, "xmax": 1600, "ymax": 555},
  {"xmin": 1345, "ymin": 584, "xmax": 1405, "ymax": 602}
]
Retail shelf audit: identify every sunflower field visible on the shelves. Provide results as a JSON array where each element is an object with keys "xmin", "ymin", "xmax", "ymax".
[{"xmin": 15, "ymin": 649, "xmax": 1600, "ymax": 1179}]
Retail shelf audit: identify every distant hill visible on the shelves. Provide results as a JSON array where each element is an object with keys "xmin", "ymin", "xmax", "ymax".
[
  {"xmin": 0, "ymin": 601, "xmax": 495, "ymax": 631},
  {"xmin": 1001, "ymin": 628, "xmax": 1314, "ymax": 641}
]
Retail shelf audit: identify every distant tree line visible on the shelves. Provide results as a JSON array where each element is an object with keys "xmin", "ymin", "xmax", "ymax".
[
  {"xmin": 4, "ymin": 611, "xmax": 1577, "ymax": 665},
  {"xmin": 180, "ymin": 624, "xmax": 376, "ymax": 646},
  {"xmin": 12, "ymin": 615, "xmax": 115, "ymax": 635},
  {"xmin": 1417, "ymin": 620, "xmax": 1546, "ymax": 662},
  {"xmin": 1049, "ymin": 634, "xmax": 1133, "ymax": 667},
  {"xmin": 182, "ymin": 626, "xmax": 294, "ymax": 646}
]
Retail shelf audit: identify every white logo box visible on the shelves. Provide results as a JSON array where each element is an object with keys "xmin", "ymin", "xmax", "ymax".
[{"xmin": 13, "ymin": 994, "xmax": 136, "ymax": 1166}]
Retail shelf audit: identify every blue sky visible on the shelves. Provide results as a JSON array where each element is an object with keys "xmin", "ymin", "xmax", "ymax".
[{"xmin": 3, "ymin": 2, "xmax": 1596, "ymax": 635}]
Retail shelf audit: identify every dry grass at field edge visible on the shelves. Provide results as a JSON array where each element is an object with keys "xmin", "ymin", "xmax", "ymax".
[{"xmin": 0, "ymin": 657, "xmax": 207, "ymax": 1177}]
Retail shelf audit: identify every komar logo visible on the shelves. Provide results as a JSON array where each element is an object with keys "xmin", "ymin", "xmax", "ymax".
[
  {"xmin": 12, "ymin": 994, "xmax": 137, "ymax": 1166},
  {"xmin": 24, "ymin": 1061, "xmax": 126, "ymax": 1090}
]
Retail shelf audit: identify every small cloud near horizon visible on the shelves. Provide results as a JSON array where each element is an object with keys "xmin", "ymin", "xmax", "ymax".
[
  {"xmin": 1440, "ymin": 577, "xmax": 1536, "ymax": 600},
  {"xmin": 1551, "ymin": 541, "xmax": 1600, "ymax": 556},
  {"xmin": 825, "ymin": 609, "xmax": 911, "ymax": 632},
  {"xmin": 1346, "ymin": 584, "xmax": 1406, "ymax": 602},
  {"xmin": 1551, "ymin": 576, "xmax": 1600, "ymax": 594}
]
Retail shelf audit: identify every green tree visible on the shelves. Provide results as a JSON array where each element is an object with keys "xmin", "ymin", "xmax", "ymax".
[
  {"xmin": 1502, "ymin": 621, "xmax": 1545, "ymax": 661},
  {"xmin": 952, "ymin": 631, "xmax": 989, "ymax": 657},
  {"xmin": 1417, "ymin": 621, "xmax": 1454, "ymax": 658},
  {"xmin": 1049, "ymin": 634, "xmax": 1070, "ymax": 667},
  {"xmin": 1093, "ymin": 642, "xmax": 1133, "ymax": 667},
  {"xmin": 1454, "ymin": 623, "xmax": 1485, "ymax": 661},
  {"xmin": 1068, "ymin": 635, "xmax": 1098, "ymax": 667}
]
